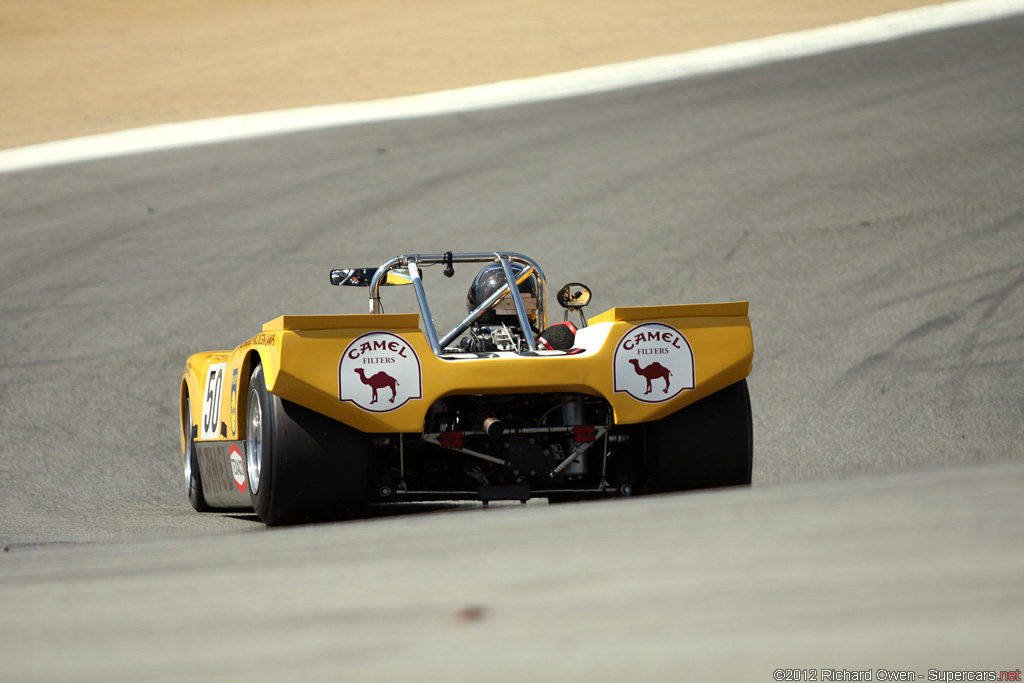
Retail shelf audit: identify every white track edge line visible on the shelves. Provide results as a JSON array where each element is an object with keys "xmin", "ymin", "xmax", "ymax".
[{"xmin": 2, "ymin": 0, "xmax": 1023, "ymax": 174}]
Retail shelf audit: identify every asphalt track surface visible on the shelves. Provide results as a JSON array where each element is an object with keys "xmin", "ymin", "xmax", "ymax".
[{"xmin": 1, "ymin": 16, "xmax": 1023, "ymax": 681}]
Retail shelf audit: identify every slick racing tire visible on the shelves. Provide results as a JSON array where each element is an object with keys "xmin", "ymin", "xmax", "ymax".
[
  {"xmin": 246, "ymin": 363, "xmax": 370, "ymax": 526},
  {"xmin": 645, "ymin": 379, "xmax": 753, "ymax": 493},
  {"xmin": 184, "ymin": 397, "xmax": 211, "ymax": 512}
]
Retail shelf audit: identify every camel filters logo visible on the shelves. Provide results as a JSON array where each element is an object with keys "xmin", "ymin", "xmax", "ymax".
[
  {"xmin": 339, "ymin": 331, "xmax": 423, "ymax": 412},
  {"xmin": 613, "ymin": 322, "xmax": 695, "ymax": 403}
]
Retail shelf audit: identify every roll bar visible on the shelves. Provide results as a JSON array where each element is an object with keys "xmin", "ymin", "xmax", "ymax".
[{"xmin": 366, "ymin": 252, "xmax": 548, "ymax": 356}]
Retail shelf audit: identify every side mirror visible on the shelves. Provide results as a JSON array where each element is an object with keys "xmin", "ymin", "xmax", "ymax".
[
  {"xmin": 556, "ymin": 283, "xmax": 592, "ymax": 309},
  {"xmin": 330, "ymin": 268, "xmax": 413, "ymax": 287},
  {"xmin": 331, "ymin": 268, "xmax": 373, "ymax": 286},
  {"xmin": 556, "ymin": 283, "xmax": 592, "ymax": 327}
]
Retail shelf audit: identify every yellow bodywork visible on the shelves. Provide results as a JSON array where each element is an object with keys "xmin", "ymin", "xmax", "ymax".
[{"xmin": 180, "ymin": 303, "xmax": 752, "ymax": 458}]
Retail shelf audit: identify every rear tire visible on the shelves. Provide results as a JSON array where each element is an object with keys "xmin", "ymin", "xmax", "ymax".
[
  {"xmin": 184, "ymin": 397, "xmax": 211, "ymax": 512},
  {"xmin": 246, "ymin": 363, "xmax": 370, "ymax": 526},
  {"xmin": 644, "ymin": 379, "xmax": 753, "ymax": 493}
]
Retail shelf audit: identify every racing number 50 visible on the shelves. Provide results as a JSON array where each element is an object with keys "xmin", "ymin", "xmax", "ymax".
[{"xmin": 201, "ymin": 363, "xmax": 226, "ymax": 440}]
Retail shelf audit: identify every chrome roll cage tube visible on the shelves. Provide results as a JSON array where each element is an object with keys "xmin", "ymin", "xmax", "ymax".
[{"xmin": 368, "ymin": 252, "xmax": 548, "ymax": 356}]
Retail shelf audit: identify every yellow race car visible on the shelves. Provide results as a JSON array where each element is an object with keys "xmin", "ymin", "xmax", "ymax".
[{"xmin": 180, "ymin": 251, "xmax": 753, "ymax": 525}]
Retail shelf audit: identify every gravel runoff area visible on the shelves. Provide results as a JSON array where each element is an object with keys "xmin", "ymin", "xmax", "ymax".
[{"xmin": 1, "ymin": 0, "xmax": 940, "ymax": 150}]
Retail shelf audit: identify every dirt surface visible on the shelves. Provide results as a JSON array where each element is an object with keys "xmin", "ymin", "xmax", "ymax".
[{"xmin": 1, "ymin": 0, "xmax": 939, "ymax": 150}]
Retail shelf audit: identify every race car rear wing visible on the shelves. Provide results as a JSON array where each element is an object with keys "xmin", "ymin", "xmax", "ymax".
[{"xmin": 331, "ymin": 252, "xmax": 548, "ymax": 356}]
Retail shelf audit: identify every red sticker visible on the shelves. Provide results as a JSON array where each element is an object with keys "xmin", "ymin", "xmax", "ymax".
[{"xmin": 229, "ymin": 444, "xmax": 247, "ymax": 494}]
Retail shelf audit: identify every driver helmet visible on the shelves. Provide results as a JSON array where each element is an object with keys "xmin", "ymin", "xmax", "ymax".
[{"xmin": 467, "ymin": 262, "xmax": 538, "ymax": 327}]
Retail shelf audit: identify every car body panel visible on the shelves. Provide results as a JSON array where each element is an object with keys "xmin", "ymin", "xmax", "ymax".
[{"xmin": 181, "ymin": 302, "xmax": 752, "ymax": 452}]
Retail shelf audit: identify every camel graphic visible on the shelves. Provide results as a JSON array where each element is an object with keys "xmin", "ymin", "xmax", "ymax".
[
  {"xmin": 354, "ymin": 368, "xmax": 399, "ymax": 404},
  {"xmin": 628, "ymin": 359, "xmax": 672, "ymax": 395}
]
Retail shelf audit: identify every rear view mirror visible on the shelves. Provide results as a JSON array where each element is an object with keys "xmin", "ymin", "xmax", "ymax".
[
  {"xmin": 330, "ymin": 268, "xmax": 373, "ymax": 286},
  {"xmin": 557, "ymin": 283, "xmax": 592, "ymax": 309},
  {"xmin": 330, "ymin": 268, "xmax": 413, "ymax": 287}
]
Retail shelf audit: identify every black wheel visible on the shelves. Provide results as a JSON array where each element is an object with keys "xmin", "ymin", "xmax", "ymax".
[
  {"xmin": 644, "ymin": 379, "xmax": 753, "ymax": 493},
  {"xmin": 184, "ymin": 397, "xmax": 211, "ymax": 512},
  {"xmin": 246, "ymin": 363, "xmax": 370, "ymax": 526}
]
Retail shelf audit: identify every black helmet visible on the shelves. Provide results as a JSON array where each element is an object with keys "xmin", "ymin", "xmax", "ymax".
[{"xmin": 467, "ymin": 263, "xmax": 538, "ymax": 326}]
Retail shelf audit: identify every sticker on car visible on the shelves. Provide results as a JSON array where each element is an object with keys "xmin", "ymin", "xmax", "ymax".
[
  {"xmin": 612, "ymin": 323, "xmax": 695, "ymax": 403},
  {"xmin": 339, "ymin": 332, "xmax": 423, "ymax": 412},
  {"xmin": 229, "ymin": 443, "xmax": 246, "ymax": 494},
  {"xmin": 229, "ymin": 368, "xmax": 239, "ymax": 436},
  {"xmin": 201, "ymin": 362, "xmax": 227, "ymax": 439}
]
